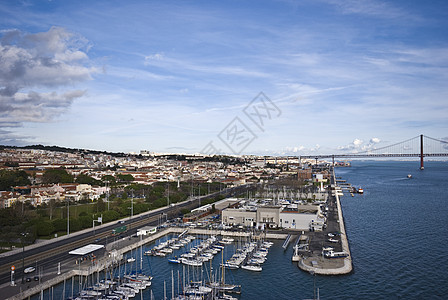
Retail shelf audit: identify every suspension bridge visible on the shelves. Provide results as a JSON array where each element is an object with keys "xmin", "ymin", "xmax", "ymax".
[{"xmin": 300, "ymin": 135, "xmax": 448, "ymax": 170}]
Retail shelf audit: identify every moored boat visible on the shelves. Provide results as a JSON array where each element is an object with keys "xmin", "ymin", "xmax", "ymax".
[{"xmin": 241, "ymin": 264, "xmax": 262, "ymax": 272}]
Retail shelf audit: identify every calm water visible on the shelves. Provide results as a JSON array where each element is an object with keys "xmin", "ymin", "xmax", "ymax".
[{"xmin": 36, "ymin": 161, "xmax": 448, "ymax": 299}]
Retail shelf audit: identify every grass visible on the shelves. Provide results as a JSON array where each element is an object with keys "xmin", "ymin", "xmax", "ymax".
[{"xmin": 51, "ymin": 202, "xmax": 97, "ymax": 218}]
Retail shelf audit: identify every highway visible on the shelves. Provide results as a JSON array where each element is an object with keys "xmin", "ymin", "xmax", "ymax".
[{"xmin": 0, "ymin": 184, "xmax": 254, "ymax": 285}]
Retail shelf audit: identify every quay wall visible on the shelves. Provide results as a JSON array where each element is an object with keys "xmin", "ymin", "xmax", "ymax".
[{"xmin": 298, "ymin": 168, "xmax": 353, "ymax": 275}]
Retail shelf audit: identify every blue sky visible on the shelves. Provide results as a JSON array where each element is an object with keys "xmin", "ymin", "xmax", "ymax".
[{"xmin": 1, "ymin": 0, "xmax": 447, "ymax": 155}]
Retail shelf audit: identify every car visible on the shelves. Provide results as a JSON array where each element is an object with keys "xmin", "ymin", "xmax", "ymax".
[
  {"xmin": 34, "ymin": 276, "xmax": 39, "ymax": 281},
  {"xmin": 26, "ymin": 277, "xmax": 31, "ymax": 282},
  {"xmin": 24, "ymin": 267, "xmax": 35, "ymax": 274}
]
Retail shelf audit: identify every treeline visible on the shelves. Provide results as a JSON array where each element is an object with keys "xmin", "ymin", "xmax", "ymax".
[{"xmin": 0, "ymin": 144, "xmax": 129, "ymax": 158}]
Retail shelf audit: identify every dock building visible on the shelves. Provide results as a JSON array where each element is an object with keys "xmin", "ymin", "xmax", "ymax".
[{"xmin": 221, "ymin": 199, "xmax": 325, "ymax": 231}]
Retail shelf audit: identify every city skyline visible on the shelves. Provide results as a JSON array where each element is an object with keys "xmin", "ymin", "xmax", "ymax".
[{"xmin": 1, "ymin": 0, "xmax": 447, "ymax": 155}]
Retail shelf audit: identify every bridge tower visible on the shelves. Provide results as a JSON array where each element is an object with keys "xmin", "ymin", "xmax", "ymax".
[{"xmin": 420, "ymin": 134, "xmax": 424, "ymax": 170}]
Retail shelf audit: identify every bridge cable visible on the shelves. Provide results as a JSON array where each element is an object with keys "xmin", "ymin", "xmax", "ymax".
[{"xmin": 353, "ymin": 135, "xmax": 421, "ymax": 154}]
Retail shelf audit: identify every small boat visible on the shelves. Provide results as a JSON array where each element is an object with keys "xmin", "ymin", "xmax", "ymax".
[
  {"xmin": 180, "ymin": 258, "xmax": 203, "ymax": 267},
  {"xmin": 220, "ymin": 237, "xmax": 234, "ymax": 244},
  {"xmin": 127, "ymin": 257, "xmax": 136, "ymax": 263},
  {"xmin": 241, "ymin": 264, "xmax": 262, "ymax": 272},
  {"xmin": 357, "ymin": 188, "xmax": 364, "ymax": 194},
  {"xmin": 328, "ymin": 238, "xmax": 339, "ymax": 243},
  {"xmin": 168, "ymin": 257, "xmax": 181, "ymax": 264},
  {"xmin": 407, "ymin": 174, "xmax": 412, "ymax": 179},
  {"xmin": 220, "ymin": 262, "xmax": 240, "ymax": 270},
  {"xmin": 350, "ymin": 193, "xmax": 354, "ymax": 197}
]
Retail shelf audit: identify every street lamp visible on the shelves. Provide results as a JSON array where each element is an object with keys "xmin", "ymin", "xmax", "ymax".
[
  {"xmin": 20, "ymin": 232, "xmax": 28, "ymax": 284},
  {"xmin": 128, "ymin": 198, "xmax": 133, "ymax": 219},
  {"xmin": 66, "ymin": 199, "xmax": 70, "ymax": 236},
  {"xmin": 105, "ymin": 180, "xmax": 110, "ymax": 211}
]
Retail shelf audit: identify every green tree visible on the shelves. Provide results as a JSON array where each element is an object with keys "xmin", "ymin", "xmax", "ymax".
[
  {"xmin": 95, "ymin": 198, "xmax": 106, "ymax": 212},
  {"xmin": 79, "ymin": 215, "xmax": 93, "ymax": 229},
  {"xmin": 76, "ymin": 174, "xmax": 101, "ymax": 186},
  {"xmin": 36, "ymin": 221, "xmax": 55, "ymax": 236},
  {"xmin": 116, "ymin": 174, "xmax": 134, "ymax": 183},
  {"xmin": 0, "ymin": 169, "xmax": 31, "ymax": 190},
  {"xmin": 101, "ymin": 175, "xmax": 116, "ymax": 185},
  {"xmin": 52, "ymin": 218, "xmax": 67, "ymax": 232},
  {"xmin": 69, "ymin": 219, "xmax": 82, "ymax": 232},
  {"xmin": 42, "ymin": 169, "xmax": 74, "ymax": 184},
  {"xmin": 102, "ymin": 210, "xmax": 120, "ymax": 223}
]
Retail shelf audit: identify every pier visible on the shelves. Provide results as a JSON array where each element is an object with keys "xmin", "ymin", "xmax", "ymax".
[
  {"xmin": 298, "ymin": 168, "xmax": 353, "ymax": 275},
  {"xmin": 282, "ymin": 234, "xmax": 292, "ymax": 250}
]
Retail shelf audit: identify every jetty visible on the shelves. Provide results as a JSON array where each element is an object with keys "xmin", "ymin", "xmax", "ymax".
[{"xmin": 298, "ymin": 168, "xmax": 353, "ymax": 275}]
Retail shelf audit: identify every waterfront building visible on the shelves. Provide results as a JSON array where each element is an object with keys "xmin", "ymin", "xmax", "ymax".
[
  {"xmin": 222, "ymin": 208, "xmax": 257, "ymax": 227},
  {"xmin": 256, "ymin": 206, "xmax": 281, "ymax": 229},
  {"xmin": 279, "ymin": 205, "xmax": 321, "ymax": 230}
]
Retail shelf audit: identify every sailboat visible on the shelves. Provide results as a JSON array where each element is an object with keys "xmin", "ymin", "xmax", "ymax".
[{"xmin": 207, "ymin": 247, "xmax": 242, "ymax": 294}]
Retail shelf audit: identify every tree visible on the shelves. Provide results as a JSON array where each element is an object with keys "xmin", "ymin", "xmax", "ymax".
[
  {"xmin": 95, "ymin": 198, "xmax": 106, "ymax": 212},
  {"xmin": 42, "ymin": 168, "xmax": 74, "ymax": 184},
  {"xmin": 76, "ymin": 174, "xmax": 101, "ymax": 186},
  {"xmin": 101, "ymin": 175, "xmax": 116, "ymax": 185},
  {"xmin": 36, "ymin": 221, "xmax": 55, "ymax": 236},
  {"xmin": 52, "ymin": 218, "xmax": 67, "ymax": 232},
  {"xmin": 116, "ymin": 174, "xmax": 134, "ymax": 183},
  {"xmin": 103, "ymin": 210, "xmax": 120, "ymax": 223},
  {"xmin": 0, "ymin": 169, "xmax": 31, "ymax": 190},
  {"xmin": 69, "ymin": 219, "xmax": 82, "ymax": 232},
  {"xmin": 79, "ymin": 215, "xmax": 93, "ymax": 229}
]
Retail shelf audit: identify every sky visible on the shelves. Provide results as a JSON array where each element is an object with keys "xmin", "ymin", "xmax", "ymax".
[{"xmin": 1, "ymin": 0, "xmax": 447, "ymax": 156}]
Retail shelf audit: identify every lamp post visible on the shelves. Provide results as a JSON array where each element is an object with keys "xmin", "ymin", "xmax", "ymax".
[
  {"xmin": 105, "ymin": 180, "xmax": 110, "ymax": 211},
  {"xmin": 67, "ymin": 199, "xmax": 70, "ymax": 236},
  {"xmin": 20, "ymin": 232, "xmax": 28, "ymax": 284}
]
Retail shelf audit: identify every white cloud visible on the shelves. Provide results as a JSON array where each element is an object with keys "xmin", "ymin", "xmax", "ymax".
[
  {"xmin": 0, "ymin": 27, "xmax": 94, "ymax": 144},
  {"xmin": 370, "ymin": 137, "xmax": 381, "ymax": 144},
  {"xmin": 337, "ymin": 137, "xmax": 382, "ymax": 153}
]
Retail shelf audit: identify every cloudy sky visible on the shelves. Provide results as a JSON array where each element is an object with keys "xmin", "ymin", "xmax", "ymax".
[{"xmin": 1, "ymin": 0, "xmax": 447, "ymax": 155}]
